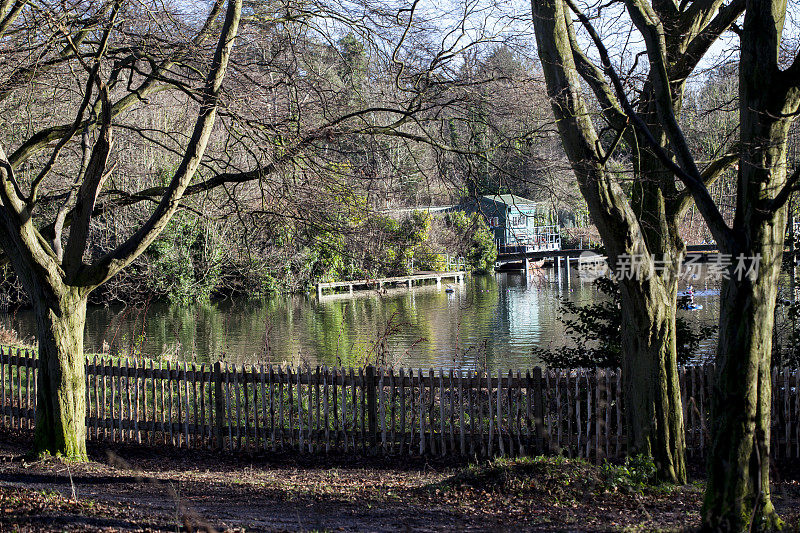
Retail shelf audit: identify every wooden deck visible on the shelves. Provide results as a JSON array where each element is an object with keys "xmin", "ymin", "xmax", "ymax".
[{"xmin": 316, "ymin": 271, "xmax": 465, "ymax": 297}]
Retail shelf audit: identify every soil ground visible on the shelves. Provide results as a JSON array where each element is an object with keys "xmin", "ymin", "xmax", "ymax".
[{"xmin": 0, "ymin": 429, "xmax": 799, "ymax": 532}]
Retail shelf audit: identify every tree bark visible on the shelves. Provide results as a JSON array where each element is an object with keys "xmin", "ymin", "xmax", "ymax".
[
  {"xmin": 620, "ymin": 276, "xmax": 686, "ymax": 482},
  {"xmin": 624, "ymin": 93, "xmax": 688, "ymax": 483},
  {"xmin": 701, "ymin": 0, "xmax": 797, "ymax": 527},
  {"xmin": 703, "ymin": 243, "xmax": 784, "ymax": 531},
  {"xmin": 31, "ymin": 288, "xmax": 88, "ymax": 460},
  {"xmin": 532, "ymin": 0, "xmax": 687, "ymax": 483}
]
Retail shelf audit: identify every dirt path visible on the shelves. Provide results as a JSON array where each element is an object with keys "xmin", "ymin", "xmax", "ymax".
[
  {"xmin": 0, "ymin": 431, "xmax": 500, "ymax": 532},
  {"xmin": 0, "ymin": 430, "xmax": 798, "ymax": 532}
]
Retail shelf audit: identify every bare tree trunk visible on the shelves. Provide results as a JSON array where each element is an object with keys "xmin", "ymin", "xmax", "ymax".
[
  {"xmin": 532, "ymin": 0, "xmax": 687, "ymax": 483},
  {"xmin": 703, "ymin": 239, "xmax": 784, "ymax": 530},
  {"xmin": 620, "ymin": 276, "xmax": 686, "ymax": 482},
  {"xmin": 701, "ymin": 0, "xmax": 797, "ymax": 526},
  {"xmin": 624, "ymin": 102, "xmax": 688, "ymax": 482},
  {"xmin": 32, "ymin": 288, "xmax": 88, "ymax": 459}
]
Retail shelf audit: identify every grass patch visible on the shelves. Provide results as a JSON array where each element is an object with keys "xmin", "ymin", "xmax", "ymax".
[
  {"xmin": 420, "ymin": 455, "xmax": 696, "ymax": 530},
  {"xmin": 431, "ymin": 454, "xmax": 675, "ymax": 502},
  {"xmin": 599, "ymin": 454, "xmax": 660, "ymax": 493},
  {"xmin": 433, "ymin": 455, "xmax": 593, "ymax": 497}
]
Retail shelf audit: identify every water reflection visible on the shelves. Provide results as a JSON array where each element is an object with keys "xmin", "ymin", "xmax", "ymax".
[{"xmin": 0, "ymin": 271, "xmax": 722, "ymax": 370}]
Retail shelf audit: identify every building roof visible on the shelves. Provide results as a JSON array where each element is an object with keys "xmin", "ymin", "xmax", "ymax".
[
  {"xmin": 481, "ymin": 194, "xmax": 544, "ymax": 207},
  {"xmin": 449, "ymin": 194, "xmax": 550, "ymax": 215},
  {"xmin": 380, "ymin": 205, "xmax": 455, "ymax": 216}
]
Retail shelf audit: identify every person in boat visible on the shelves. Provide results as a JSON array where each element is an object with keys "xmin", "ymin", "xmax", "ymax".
[{"xmin": 687, "ymin": 284, "xmax": 694, "ymax": 306}]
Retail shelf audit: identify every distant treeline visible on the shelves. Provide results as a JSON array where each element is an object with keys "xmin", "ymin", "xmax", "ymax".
[{"xmin": 0, "ymin": 209, "xmax": 496, "ymax": 310}]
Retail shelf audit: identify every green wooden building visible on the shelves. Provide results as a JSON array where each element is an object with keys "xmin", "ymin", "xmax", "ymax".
[{"xmin": 454, "ymin": 194, "xmax": 561, "ymax": 254}]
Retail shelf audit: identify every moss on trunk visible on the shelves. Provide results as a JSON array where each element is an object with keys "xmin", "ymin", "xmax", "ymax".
[
  {"xmin": 702, "ymin": 253, "xmax": 785, "ymax": 531},
  {"xmin": 532, "ymin": 0, "xmax": 688, "ymax": 484},
  {"xmin": 32, "ymin": 291, "xmax": 88, "ymax": 461},
  {"xmin": 620, "ymin": 279, "xmax": 686, "ymax": 483}
]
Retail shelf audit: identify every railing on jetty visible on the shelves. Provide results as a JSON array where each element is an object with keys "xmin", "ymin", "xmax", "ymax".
[
  {"xmin": 1, "ymin": 347, "xmax": 799, "ymax": 460},
  {"xmin": 316, "ymin": 271, "xmax": 465, "ymax": 297}
]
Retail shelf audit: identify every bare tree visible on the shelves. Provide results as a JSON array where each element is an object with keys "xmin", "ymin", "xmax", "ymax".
[
  {"xmin": 0, "ymin": 0, "xmax": 526, "ymax": 458},
  {"xmin": 0, "ymin": 0, "xmax": 243, "ymax": 459},
  {"xmin": 532, "ymin": 0, "xmax": 742, "ymax": 483},
  {"xmin": 534, "ymin": 0, "xmax": 800, "ymax": 526}
]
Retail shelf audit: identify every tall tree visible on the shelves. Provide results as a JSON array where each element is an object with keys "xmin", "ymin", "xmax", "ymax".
[
  {"xmin": 0, "ymin": 0, "xmax": 514, "ymax": 458},
  {"xmin": 0, "ymin": 0, "xmax": 243, "ymax": 459},
  {"xmin": 703, "ymin": 0, "xmax": 799, "ymax": 527},
  {"xmin": 532, "ymin": 0, "xmax": 743, "ymax": 482},
  {"xmin": 534, "ymin": 0, "xmax": 800, "ymax": 527}
]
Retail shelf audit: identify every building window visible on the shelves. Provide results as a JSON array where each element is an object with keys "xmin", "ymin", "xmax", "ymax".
[
  {"xmin": 489, "ymin": 216, "xmax": 500, "ymax": 228},
  {"xmin": 511, "ymin": 214, "xmax": 526, "ymax": 227}
]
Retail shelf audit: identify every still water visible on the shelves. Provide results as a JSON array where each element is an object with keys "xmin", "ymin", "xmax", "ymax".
[{"xmin": 0, "ymin": 271, "xmax": 721, "ymax": 371}]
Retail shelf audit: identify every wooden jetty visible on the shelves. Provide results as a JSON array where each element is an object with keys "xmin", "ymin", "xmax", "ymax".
[
  {"xmin": 499, "ymin": 244, "xmax": 718, "ymax": 265},
  {"xmin": 316, "ymin": 271, "xmax": 466, "ymax": 297}
]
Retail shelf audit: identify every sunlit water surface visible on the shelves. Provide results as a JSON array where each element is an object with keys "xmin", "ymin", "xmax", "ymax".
[{"xmin": 0, "ymin": 270, "xmax": 723, "ymax": 371}]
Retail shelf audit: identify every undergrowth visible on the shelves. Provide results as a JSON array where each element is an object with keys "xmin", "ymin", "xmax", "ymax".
[{"xmin": 433, "ymin": 454, "xmax": 672, "ymax": 501}]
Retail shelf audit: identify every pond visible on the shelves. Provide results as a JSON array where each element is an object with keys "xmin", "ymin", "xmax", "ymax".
[{"xmin": 0, "ymin": 269, "xmax": 722, "ymax": 371}]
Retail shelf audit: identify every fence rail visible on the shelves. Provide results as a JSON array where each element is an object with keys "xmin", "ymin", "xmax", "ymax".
[{"xmin": 2, "ymin": 347, "xmax": 799, "ymax": 460}]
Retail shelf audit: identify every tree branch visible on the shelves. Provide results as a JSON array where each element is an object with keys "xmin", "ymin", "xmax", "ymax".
[
  {"xmin": 566, "ymin": 0, "xmax": 734, "ymax": 248},
  {"xmin": 533, "ymin": 0, "xmax": 658, "ymax": 269},
  {"xmin": 80, "ymin": 0, "xmax": 243, "ymax": 288},
  {"xmin": 670, "ymin": 0, "xmax": 745, "ymax": 84},
  {"xmin": 673, "ymin": 148, "xmax": 739, "ymax": 216},
  {"xmin": 564, "ymin": 9, "xmax": 628, "ymax": 133},
  {"xmin": 61, "ymin": 84, "xmax": 114, "ymax": 277},
  {"xmin": 28, "ymin": 1, "xmax": 121, "ymax": 206},
  {"xmin": 0, "ymin": 0, "xmax": 26, "ymax": 38},
  {"xmin": 6, "ymin": 0, "xmax": 227, "ymax": 169},
  {"xmin": 766, "ymin": 165, "xmax": 800, "ymax": 212}
]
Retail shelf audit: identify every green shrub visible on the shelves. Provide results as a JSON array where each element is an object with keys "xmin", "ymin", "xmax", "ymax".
[
  {"xmin": 149, "ymin": 213, "xmax": 223, "ymax": 305},
  {"xmin": 443, "ymin": 211, "xmax": 497, "ymax": 273},
  {"xmin": 600, "ymin": 455, "xmax": 658, "ymax": 493},
  {"xmin": 533, "ymin": 277, "xmax": 717, "ymax": 367}
]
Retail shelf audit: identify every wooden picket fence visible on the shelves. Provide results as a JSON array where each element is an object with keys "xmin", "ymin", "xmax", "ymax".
[{"xmin": 1, "ymin": 346, "xmax": 799, "ymax": 460}]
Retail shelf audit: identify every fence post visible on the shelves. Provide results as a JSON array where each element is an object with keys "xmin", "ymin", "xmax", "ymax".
[
  {"xmin": 214, "ymin": 362, "xmax": 224, "ymax": 450},
  {"xmin": 533, "ymin": 366, "xmax": 545, "ymax": 454},
  {"xmin": 366, "ymin": 365, "xmax": 377, "ymax": 451}
]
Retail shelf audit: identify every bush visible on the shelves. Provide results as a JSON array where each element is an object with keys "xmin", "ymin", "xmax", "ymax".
[
  {"xmin": 600, "ymin": 455, "xmax": 658, "ymax": 493},
  {"xmin": 149, "ymin": 213, "xmax": 223, "ymax": 305},
  {"xmin": 533, "ymin": 277, "xmax": 716, "ymax": 368},
  {"xmin": 423, "ymin": 211, "xmax": 497, "ymax": 273}
]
